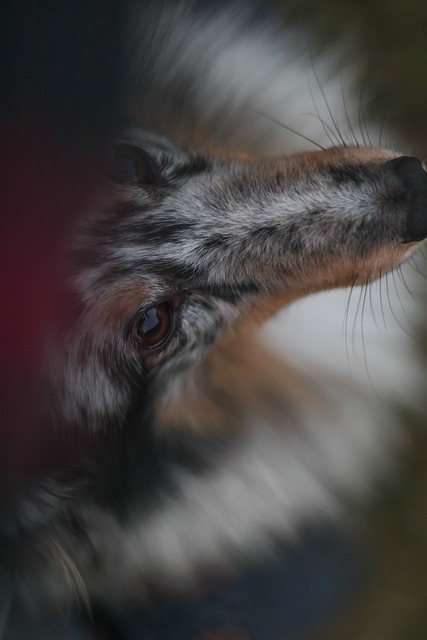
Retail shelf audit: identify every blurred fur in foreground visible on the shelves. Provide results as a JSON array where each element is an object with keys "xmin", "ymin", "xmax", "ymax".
[{"xmin": 3, "ymin": 0, "xmax": 427, "ymax": 633}]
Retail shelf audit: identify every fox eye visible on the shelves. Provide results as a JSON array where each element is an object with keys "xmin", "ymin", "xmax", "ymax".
[
  {"xmin": 137, "ymin": 302, "xmax": 173, "ymax": 349},
  {"xmin": 112, "ymin": 144, "xmax": 154, "ymax": 185}
]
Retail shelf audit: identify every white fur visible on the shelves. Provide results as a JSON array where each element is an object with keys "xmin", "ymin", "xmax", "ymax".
[
  {"xmin": 76, "ymin": 368, "xmax": 399, "ymax": 604},
  {"xmin": 33, "ymin": 0, "xmax": 427, "ymax": 606}
]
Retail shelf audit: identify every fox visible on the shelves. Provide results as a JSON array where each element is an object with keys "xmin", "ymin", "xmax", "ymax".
[{"xmin": 3, "ymin": 0, "xmax": 427, "ymax": 638}]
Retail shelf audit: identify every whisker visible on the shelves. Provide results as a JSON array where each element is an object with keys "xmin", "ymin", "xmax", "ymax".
[
  {"xmin": 361, "ymin": 106, "xmax": 373, "ymax": 148},
  {"xmin": 335, "ymin": 104, "xmax": 348, "ymax": 146},
  {"xmin": 360, "ymin": 282, "xmax": 381, "ymax": 397},
  {"xmin": 307, "ymin": 82, "xmax": 340, "ymax": 147},
  {"xmin": 368, "ymin": 274, "xmax": 380, "ymax": 330},
  {"xmin": 378, "ymin": 269, "xmax": 387, "ymax": 329},
  {"xmin": 385, "ymin": 272, "xmax": 412, "ymax": 337},
  {"xmin": 357, "ymin": 84, "xmax": 373, "ymax": 148},
  {"xmin": 340, "ymin": 76, "xmax": 359, "ymax": 147},
  {"xmin": 351, "ymin": 283, "xmax": 365, "ymax": 357},
  {"xmin": 391, "ymin": 268, "xmax": 414, "ymax": 326},
  {"xmin": 236, "ymin": 108, "xmax": 325, "ymax": 150},
  {"xmin": 408, "ymin": 256, "xmax": 427, "ymax": 280},
  {"xmin": 358, "ymin": 89, "xmax": 368, "ymax": 147},
  {"xmin": 309, "ymin": 54, "xmax": 346, "ymax": 147},
  {"xmin": 342, "ymin": 276, "xmax": 358, "ymax": 368},
  {"xmin": 396, "ymin": 264, "xmax": 415, "ymax": 299}
]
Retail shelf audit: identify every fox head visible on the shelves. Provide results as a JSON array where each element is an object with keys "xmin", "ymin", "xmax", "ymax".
[{"xmin": 55, "ymin": 129, "xmax": 427, "ymax": 439}]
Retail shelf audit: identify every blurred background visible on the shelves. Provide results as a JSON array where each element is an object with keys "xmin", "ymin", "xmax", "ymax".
[
  {"xmin": 270, "ymin": 0, "xmax": 427, "ymax": 637},
  {"xmin": 1, "ymin": 1, "xmax": 427, "ymax": 638}
]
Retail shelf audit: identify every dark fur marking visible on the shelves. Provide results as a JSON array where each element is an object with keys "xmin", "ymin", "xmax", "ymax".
[
  {"xmin": 88, "ymin": 389, "xmax": 222, "ymax": 514},
  {"xmin": 327, "ymin": 165, "xmax": 369, "ymax": 186},
  {"xmin": 139, "ymin": 219, "xmax": 195, "ymax": 246},
  {"xmin": 248, "ymin": 225, "xmax": 281, "ymax": 243},
  {"xmin": 201, "ymin": 234, "xmax": 231, "ymax": 252},
  {"xmin": 168, "ymin": 155, "xmax": 211, "ymax": 180},
  {"xmin": 201, "ymin": 281, "xmax": 261, "ymax": 303},
  {"xmin": 149, "ymin": 261, "xmax": 200, "ymax": 282}
]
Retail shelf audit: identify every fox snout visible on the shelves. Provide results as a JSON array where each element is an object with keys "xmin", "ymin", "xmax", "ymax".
[
  {"xmin": 101, "ymin": 141, "xmax": 426, "ymax": 297},
  {"xmin": 76, "ymin": 140, "xmax": 427, "ymax": 331},
  {"xmin": 388, "ymin": 156, "xmax": 427, "ymax": 242}
]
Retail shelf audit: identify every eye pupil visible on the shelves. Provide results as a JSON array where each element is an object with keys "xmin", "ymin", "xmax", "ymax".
[
  {"xmin": 141, "ymin": 307, "xmax": 161, "ymax": 334},
  {"xmin": 115, "ymin": 157, "xmax": 140, "ymax": 183},
  {"xmin": 112, "ymin": 145, "xmax": 152, "ymax": 185},
  {"xmin": 138, "ymin": 302, "xmax": 173, "ymax": 349}
]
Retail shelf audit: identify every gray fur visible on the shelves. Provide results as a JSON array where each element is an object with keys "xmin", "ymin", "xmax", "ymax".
[{"xmin": 9, "ymin": 0, "xmax": 425, "ymax": 613}]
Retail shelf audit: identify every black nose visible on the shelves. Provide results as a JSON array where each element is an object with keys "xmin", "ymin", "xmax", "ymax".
[{"xmin": 388, "ymin": 156, "xmax": 427, "ymax": 242}]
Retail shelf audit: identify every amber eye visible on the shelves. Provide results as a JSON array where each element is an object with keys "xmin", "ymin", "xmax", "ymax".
[
  {"xmin": 137, "ymin": 302, "xmax": 173, "ymax": 349},
  {"xmin": 112, "ymin": 144, "xmax": 153, "ymax": 185}
]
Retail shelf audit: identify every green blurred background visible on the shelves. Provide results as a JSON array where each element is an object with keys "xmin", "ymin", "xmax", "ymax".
[
  {"xmin": 279, "ymin": 0, "xmax": 427, "ymax": 153},
  {"xmin": 271, "ymin": 1, "xmax": 427, "ymax": 637}
]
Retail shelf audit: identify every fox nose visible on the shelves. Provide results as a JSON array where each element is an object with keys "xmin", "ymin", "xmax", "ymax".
[{"xmin": 388, "ymin": 156, "xmax": 427, "ymax": 242}]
